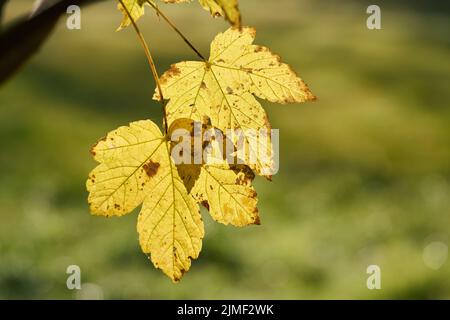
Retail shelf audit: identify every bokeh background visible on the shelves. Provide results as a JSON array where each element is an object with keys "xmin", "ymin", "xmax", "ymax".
[{"xmin": 0, "ymin": 0, "xmax": 449, "ymax": 299}]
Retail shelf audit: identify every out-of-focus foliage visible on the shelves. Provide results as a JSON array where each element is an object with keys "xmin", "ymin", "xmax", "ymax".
[{"xmin": 0, "ymin": 0, "xmax": 449, "ymax": 298}]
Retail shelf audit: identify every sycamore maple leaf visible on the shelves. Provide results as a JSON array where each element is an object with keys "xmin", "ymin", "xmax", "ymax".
[
  {"xmin": 117, "ymin": 0, "xmax": 241, "ymax": 30},
  {"xmin": 155, "ymin": 26, "xmax": 315, "ymax": 177},
  {"xmin": 117, "ymin": 0, "xmax": 148, "ymax": 30},
  {"xmin": 87, "ymin": 119, "xmax": 259, "ymax": 281},
  {"xmin": 87, "ymin": 120, "xmax": 204, "ymax": 282},
  {"xmin": 198, "ymin": 0, "xmax": 241, "ymax": 27}
]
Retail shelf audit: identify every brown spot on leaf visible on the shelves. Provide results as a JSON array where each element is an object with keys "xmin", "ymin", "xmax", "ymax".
[
  {"xmin": 114, "ymin": 204, "xmax": 121, "ymax": 210},
  {"xmin": 161, "ymin": 64, "xmax": 181, "ymax": 84},
  {"xmin": 143, "ymin": 160, "xmax": 160, "ymax": 178},
  {"xmin": 89, "ymin": 136, "xmax": 107, "ymax": 157},
  {"xmin": 235, "ymin": 175, "xmax": 247, "ymax": 186},
  {"xmin": 247, "ymin": 27, "xmax": 256, "ymax": 38},
  {"xmin": 254, "ymin": 45, "xmax": 264, "ymax": 53},
  {"xmin": 201, "ymin": 200, "xmax": 210, "ymax": 211},
  {"xmin": 263, "ymin": 115, "xmax": 272, "ymax": 130}
]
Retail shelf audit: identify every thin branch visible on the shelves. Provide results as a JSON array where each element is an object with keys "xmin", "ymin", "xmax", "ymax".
[
  {"xmin": 118, "ymin": 0, "xmax": 168, "ymax": 133},
  {"xmin": 146, "ymin": 0, "xmax": 206, "ymax": 61}
]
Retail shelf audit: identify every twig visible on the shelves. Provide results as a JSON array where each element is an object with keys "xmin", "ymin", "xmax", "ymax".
[
  {"xmin": 146, "ymin": 0, "xmax": 206, "ymax": 61},
  {"xmin": 118, "ymin": 0, "xmax": 168, "ymax": 133}
]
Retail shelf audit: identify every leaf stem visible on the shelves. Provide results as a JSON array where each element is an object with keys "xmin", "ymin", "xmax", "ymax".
[
  {"xmin": 118, "ymin": 0, "xmax": 168, "ymax": 133},
  {"xmin": 146, "ymin": 0, "xmax": 206, "ymax": 61}
]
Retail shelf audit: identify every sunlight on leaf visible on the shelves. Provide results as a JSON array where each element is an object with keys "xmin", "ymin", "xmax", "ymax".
[
  {"xmin": 155, "ymin": 27, "xmax": 315, "ymax": 176},
  {"xmin": 87, "ymin": 120, "xmax": 204, "ymax": 282}
]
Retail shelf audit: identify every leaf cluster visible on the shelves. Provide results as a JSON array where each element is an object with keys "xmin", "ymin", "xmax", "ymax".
[{"xmin": 87, "ymin": 0, "xmax": 315, "ymax": 282}]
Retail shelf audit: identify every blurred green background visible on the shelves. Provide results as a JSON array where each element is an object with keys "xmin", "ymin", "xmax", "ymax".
[{"xmin": 0, "ymin": 0, "xmax": 449, "ymax": 299}]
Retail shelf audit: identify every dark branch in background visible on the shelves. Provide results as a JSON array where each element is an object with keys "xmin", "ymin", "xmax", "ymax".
[
  {"xmin": 0, "ymin": 0, "xmax": 9, "ymax": 31},
  {"xmin": 0, "ymin": 0, "xmax": 105, "ymax": 86}
]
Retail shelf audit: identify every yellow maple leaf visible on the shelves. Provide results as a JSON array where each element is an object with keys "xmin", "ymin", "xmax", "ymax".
[
  {"xmin": 117, "ymin": 0, "xmax": 190, "ymax": 30},
  {"xmin": 87, "ymin": 120, "xmax": 204, "ymax": 282},
  {"xmin": 155, "ymin": 27, "xmax": 315, "ymax": 176},
  {"xmin": 198, "ymin": 0, "xmax": 241, "ymax": 27},
  {"xmin": 117, "ymin": 0, "xmax": 148, "ymax": 31}
]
